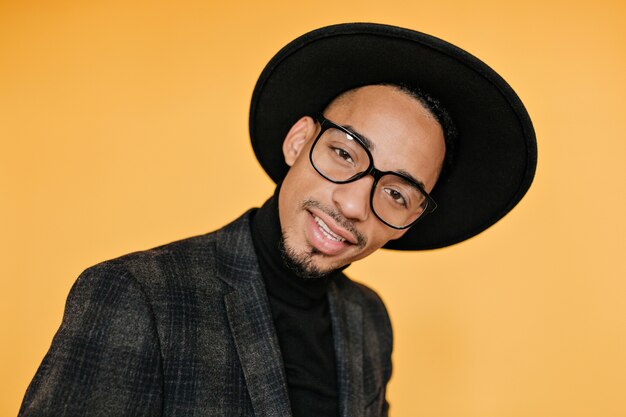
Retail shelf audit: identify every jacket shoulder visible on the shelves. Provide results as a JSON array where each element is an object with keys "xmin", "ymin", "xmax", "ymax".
[
  {"xmin": 334, "ymin": 274, "xmax": 390, "ymax": 318},
  {"xmin": 85, "ymin": 210, "xmax": 255, "ymax": 290},
  {"xmin": 333, "ymin": 273, "xmax": 393, "ymax": 346},
  {"xmin": 333, "ymin": 274, "xmax": 393, "ymax": 415},
  {"xmin": 20, "ymin": 212, "xmax": 258, "ymax": 416}
]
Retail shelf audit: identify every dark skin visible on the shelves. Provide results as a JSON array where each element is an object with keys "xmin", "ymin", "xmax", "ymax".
[{"xmin": 277, "ymin": 85, "xmax": 446, "ymax": 277}]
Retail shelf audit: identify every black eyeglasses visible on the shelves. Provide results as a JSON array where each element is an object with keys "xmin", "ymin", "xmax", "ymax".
[{"xmin": 309, "ymin": 116, "xmax": 437, "ymax": 229}]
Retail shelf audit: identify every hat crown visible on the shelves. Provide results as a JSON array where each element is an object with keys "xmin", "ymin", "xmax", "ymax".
[{"xmin": 250, "ymin": 23, "xmax": 537, "ymax": 250}]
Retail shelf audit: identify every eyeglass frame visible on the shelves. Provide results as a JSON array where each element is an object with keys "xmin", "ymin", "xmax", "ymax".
[{"xmin": 309, "ymin": 116, "xmax": 438, "ymax": 230}]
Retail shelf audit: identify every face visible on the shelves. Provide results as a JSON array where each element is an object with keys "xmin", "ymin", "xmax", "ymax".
[{"xmin": 278, "ymin": 85, "xmax": 446, "ymax": 277}]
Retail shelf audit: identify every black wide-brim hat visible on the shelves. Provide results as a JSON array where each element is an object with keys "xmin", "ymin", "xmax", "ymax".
[{"xmin": 249, "ymin": 23, "xmax": 537, "ymax": 250}]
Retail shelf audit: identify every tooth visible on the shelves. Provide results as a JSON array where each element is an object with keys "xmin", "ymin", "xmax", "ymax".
[{"xmin": 314, "ymin": 216, "xmax": 345, "ymax": 242}]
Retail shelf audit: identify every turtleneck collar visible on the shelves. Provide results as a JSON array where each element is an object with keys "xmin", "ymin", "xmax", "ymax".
[{"xmin": 250, "ymin": 185, "xmax": 345, "ymax": 309}]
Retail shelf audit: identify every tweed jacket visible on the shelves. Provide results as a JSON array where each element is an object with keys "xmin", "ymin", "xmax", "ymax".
[{"xmin": 19, "ymin": 211, "xmax": 393, "ymax": 417}]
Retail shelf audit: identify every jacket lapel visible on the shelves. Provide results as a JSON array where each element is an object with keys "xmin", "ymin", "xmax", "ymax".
[
  {"xmin": 216, "ymin": 212, "xmax": 292, "ymax": 417},
  {"xmin": 329, "ymin": 281, "xmax": 364, "ymax": 417}
]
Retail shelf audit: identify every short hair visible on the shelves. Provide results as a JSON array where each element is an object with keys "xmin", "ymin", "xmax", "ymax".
[{"xmin": 324, "ymin": 83, "xmax": 457, "ymax": 181}]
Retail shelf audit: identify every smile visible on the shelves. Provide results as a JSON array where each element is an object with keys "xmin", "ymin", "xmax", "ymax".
[
  {"xmin": 304, "ymin": 209, "xmax": 354, "ymax": 256},
  {"xmin": 313, "ymin": 215, "xmax": 346, "ymax": 242}
]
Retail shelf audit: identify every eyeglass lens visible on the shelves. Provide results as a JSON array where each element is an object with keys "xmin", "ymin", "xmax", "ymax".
[{"xmin": 311, "ymin": 126, "xmax": 428, "ymax": 228}]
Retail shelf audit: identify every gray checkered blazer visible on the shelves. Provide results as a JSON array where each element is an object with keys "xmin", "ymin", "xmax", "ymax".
[{"xmin": 19, "ymin": 211, "xmax": 393, "ymax": 417}]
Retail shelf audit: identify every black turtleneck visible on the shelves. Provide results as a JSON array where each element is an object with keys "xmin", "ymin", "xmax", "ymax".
[{"xmin": 250, "ymin": 188, "xmax": 339, "ymax": 417}]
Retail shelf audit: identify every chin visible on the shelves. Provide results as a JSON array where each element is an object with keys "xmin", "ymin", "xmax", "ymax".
[{"xmin": 279, "ymin": 232, "xmax": 353, "ymax": 279}]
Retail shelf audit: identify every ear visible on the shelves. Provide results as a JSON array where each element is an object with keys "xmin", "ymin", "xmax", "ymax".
[{"xmin": 282, "ymin": 116, "xmax": 317, "ymax": 166}]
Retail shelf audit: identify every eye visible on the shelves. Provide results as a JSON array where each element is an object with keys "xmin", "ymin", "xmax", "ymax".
[
  {"xmin": 383, "ymin": 187, "xmax": 408, "ymax": 208},
  {"xmin": 331, "ymin": 147, "xmax": 355, "ymax": 164}
]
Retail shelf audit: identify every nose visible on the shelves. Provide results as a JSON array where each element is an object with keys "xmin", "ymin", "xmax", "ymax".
[{"xmin": 332, "ymin": 175, "xmax": 373, "ymax": 222}]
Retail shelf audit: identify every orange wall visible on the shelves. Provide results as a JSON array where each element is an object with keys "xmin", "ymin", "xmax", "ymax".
[{"xmin": 2, "ymin": 1, "xmax": 625, "ymax": 416}]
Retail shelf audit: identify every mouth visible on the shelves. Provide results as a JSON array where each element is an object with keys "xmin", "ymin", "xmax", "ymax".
[
  {"xmin": 305, "ymin": 208, "xmax": 359, "ymax": 256},
  {"xmin": 312, "ymin": 214, "xmax": 347, "ymax": 243}
]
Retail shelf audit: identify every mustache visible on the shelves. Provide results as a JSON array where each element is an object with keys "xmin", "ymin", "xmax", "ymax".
[{"xmin": 301, "ymin": 199, "xmax": 367, "ymax": 248}]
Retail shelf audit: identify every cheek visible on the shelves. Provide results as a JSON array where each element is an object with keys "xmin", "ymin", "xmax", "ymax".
[
  {"xmin": 283, "ymin": 157, "xmax": 334, "ymax": 201},
  {"xmin": 359, "ymin": 223, "xmax": 406, "ymax": 255},
  {"xmin": 279, "ymin": 159, "xmax": 324, "ymax": 218}
]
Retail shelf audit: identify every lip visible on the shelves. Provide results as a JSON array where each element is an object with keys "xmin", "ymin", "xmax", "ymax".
[
  {"xmin": 305, "ymin": 211, "xmax": 352, "ymax": 256},
  {"xmin": 308, "ymin": 208, "xmax": 358, "ymax": 245}
]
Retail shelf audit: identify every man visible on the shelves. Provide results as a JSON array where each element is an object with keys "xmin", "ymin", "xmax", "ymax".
[{"xmin": 19, "ymin": 23, "xmax": 536, "ymax": 417}]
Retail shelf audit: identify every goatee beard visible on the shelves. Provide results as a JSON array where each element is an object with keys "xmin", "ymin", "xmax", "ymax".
[
  {"xmin": 276, "ymin": 198, "xmax": 365, "ymax": 280},
  {"xmin": 278, "ymin": 235, "xmax": 329, "ymax": 280}
]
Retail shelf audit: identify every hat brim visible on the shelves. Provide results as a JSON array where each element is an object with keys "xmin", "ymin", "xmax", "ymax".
[{"xmin": 249, "ymin": 23, "xmax": 537, "ymax": 250}]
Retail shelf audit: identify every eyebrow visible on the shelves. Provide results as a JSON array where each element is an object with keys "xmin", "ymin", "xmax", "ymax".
[
  {"xmin": 396, "ymin": 169, "xmax": 427, "ymax": 192},
  {"xmin": 343, "ymin": 124, "xmax": 376, "ymax": 152},
  {"xmin": 341, "ymin": 122, "xmax": 427, "ymax": 192}
]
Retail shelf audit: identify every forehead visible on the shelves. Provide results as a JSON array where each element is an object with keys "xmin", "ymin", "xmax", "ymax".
[{"xmin": 323, "ymin": 85, "xmax": 445, "ymax": 188}]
